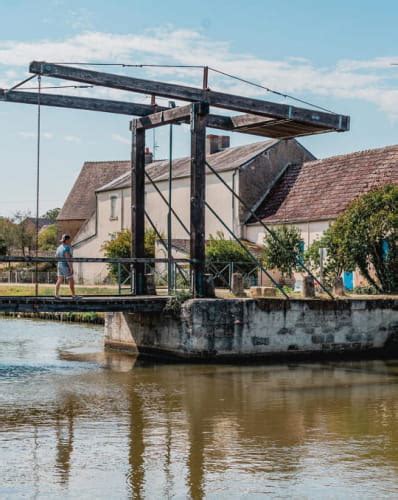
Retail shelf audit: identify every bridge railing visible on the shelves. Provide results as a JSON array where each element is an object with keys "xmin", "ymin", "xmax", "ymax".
[
  {"xmin": 0, "ymin": 256, "xmax": 191, "ymax": 297},
  {"xmin": 0, "ymin": 256, "xmax": 274, "ymax": 296}
]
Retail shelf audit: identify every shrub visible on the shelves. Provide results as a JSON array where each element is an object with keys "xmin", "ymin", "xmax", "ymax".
[
  {"xmin": 102, "ymin": 228, "xmax": 157, "ymax": 282},
  {"xmin": 205, "ymin": 232, "xmax": 254, "ymax": 287}
]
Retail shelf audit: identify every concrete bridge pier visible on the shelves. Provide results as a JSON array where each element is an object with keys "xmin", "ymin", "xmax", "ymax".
[{"xmin": 104, "ymin": 298, "xmax": 398, "ymax": 362}]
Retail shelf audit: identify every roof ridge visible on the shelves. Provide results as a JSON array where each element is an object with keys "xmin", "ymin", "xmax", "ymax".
[
  {"xmin": 83, "ymin": 160, "xmax": 130, "ymax": 165},
  {"xmin": 304, "ymin": 143, "xmax": 398, "ymax": 166}
]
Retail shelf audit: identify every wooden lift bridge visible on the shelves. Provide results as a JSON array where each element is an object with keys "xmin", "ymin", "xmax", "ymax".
[{"xmin": 0, "ymin": 62, "xmax": 350, "ymax": 312}]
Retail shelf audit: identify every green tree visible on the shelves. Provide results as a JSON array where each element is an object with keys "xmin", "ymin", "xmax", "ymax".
[
  {"xmin": 41, "ymin": 208, "xmax": 61, "ymax": 223},
  {"xmin": 0, "ymin": 217, "xmax": 17, "ymax": 255},
  {"xmin": 38, "ymin": 224, "xmax": 58, "ymax": 252},
  {"xmin": 317, "ymin": 184, "xmax": 398, "ymax": 293},
  {"xmin": 262, "ymin": 225, "xmax": 303, "ymax": 279},
  {"xmin": 102, "ymin": 228, "xmax": 157, "ymax": 282}
]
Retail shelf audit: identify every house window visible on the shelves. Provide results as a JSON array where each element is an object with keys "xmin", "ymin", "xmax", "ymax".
[{"xmin": 110, "ymin": 195, "xmax": 118, "ymax": 220}]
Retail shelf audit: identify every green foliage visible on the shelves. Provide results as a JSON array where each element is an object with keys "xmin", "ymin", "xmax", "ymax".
[
  {"xmin": 102, "ymin": 228, "xmax": 157, "ymax": 282},
  {"xmin": 0, "ymin": 217, "xmax": 17, "ymax": 255},
  {"xmin": 205, "ymin": 232, "xmax": 254, "ymax": 286},
  {"xmin": 262, "ymin": 225, "xmax": 303, "ymax": 278},
  {"xmin": 164, "ymin": 290, "xmax": 192, "ymax": 316},
  {"xmin": 38, "ymin": 224, "xmax": 58, "ymax": 251},
  {"xmin": 42, "ymin": 208, "xmax": 61, "ymax": 223}
]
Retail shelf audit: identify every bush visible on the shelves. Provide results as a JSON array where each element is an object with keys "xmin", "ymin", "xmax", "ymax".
[{"xmin": 205, "ymin": 232, "xmax": 255, "ymax": 287}]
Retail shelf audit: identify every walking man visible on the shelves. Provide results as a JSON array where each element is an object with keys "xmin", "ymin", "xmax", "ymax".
[{"xmin": 55, "ymin": 234, "xmax": 78, "ymax": 298}]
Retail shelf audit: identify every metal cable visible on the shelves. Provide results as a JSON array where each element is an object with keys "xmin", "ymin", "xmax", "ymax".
[
  {"xmin": 6, "ymin": 74, "xmax": 37, "ymax": 92},
  {"xmin": 52, "ymin": 62, "xmax": 204, "ymax": 68},
  {"xmin": 9, "ymin": 85, "xmax": 94, "ymax": 91},
  {"xmin": 208, "ymin": 66, "xmax": 338, "ymax": 114},
  {"xmin": 35, "ymin": 75, "xmax": 41, "ymax": 297}
]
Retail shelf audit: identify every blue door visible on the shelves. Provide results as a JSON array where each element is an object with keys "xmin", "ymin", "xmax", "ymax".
[{"xmin": 343, "ymin": 271, "xmax": 354, "ymax": 291}]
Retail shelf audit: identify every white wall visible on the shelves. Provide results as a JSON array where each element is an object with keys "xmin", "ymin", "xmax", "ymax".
[
  {"xmin": 73, "ymin": 170, "xmax": 239, "ymax": 283},
  {"xmin": 245, "ymin": 220, "xmax": 331, "ymax": 248}
]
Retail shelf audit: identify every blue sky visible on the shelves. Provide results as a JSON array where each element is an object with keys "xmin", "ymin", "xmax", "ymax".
[{"xmin": 1, "ymin": 0, "xmax": 398, "ymax": 216}]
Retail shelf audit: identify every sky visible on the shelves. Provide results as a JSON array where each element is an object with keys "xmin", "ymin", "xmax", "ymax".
[{"xmin": 1, "ymin": 0, "xmax": 398, "ymax": 216}]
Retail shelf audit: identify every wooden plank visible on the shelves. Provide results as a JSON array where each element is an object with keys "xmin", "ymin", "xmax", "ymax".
[
  {"xmin": 190, "ymin": 102, "xmax": 208, "ymax": 298},
  {"xmin": 29, "ymin": 62, "xmax": 349, "ymax": 131},
  {"xmin": 131, "ymin": 122, "xmax": 146, "ymax": 295}
]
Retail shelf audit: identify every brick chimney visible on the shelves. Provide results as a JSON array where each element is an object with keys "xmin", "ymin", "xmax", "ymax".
[
  {"xmin": 206, "ymin": 134, "xmax": 230, "ymax": 155},
  {"xmin": 144, "ymin": 147, "xmax": 153, "ymax": 165}
]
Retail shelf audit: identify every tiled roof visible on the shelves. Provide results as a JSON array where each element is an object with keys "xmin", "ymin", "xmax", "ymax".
[
  {"xmin": 97, "ymin": 139, "xmax": 280, "ymax": 192},
  {"xmin": 58, "ymin": 161, "xmax": 130, "ymax": 221},
  {"xmin": 252, "ymin": 144, "xmax": 398, "ymax": 224}
]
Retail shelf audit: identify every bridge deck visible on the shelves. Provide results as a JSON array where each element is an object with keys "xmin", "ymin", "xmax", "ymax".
[{"xmin": 0, "ymin": 296, "xmax": 169, "ymax": 313}]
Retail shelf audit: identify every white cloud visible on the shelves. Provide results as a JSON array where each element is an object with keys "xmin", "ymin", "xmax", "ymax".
[
  {"xmin": 18, "ymin": 131, "xmax": 53, "ymax": 140},
  {"xmin": 18, "ymin": 131, "xmax": 35, "ymax": 139},
  {"xmin": 112, "ymin": 133, "xmax": 130, "ymax": 145},
  {"xmin": 64, "ymin": 135, "xmax": 81, "ymax": 143},
  {"xmin": 1, "ymin": 28, "xmax": 398, "ymax": 118}
]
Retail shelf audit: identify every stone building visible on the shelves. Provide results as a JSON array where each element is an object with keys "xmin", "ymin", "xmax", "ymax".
[{"xmin": 65, "ymin": 136, "xmax": 313, "ymax": 283}]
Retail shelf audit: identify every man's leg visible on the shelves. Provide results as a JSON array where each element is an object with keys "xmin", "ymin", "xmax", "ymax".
[
  {"xmin": 68, "ymin": 277, "xmax": 76, "ymax": 297},
  {"xmin": 55, "ymin": 276, "xmax": 63, "ymax": 297}
]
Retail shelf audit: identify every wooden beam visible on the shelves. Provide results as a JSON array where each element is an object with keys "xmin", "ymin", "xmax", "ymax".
[
  {"xmin": 131, "ymin": 122, "xmax": 146, "ymax": 295},
  {"xmin": 0, "ymin": 89, "xmax": 237, "ymax": 134},
  {"xmin": 29, "ymin": 62, "xmax": 349, "ymax": 131},
  {"xmin": 0, "ymin": 89, "xmax": 342, "ymax": 139},
  {"xmin": 135, "ymin": 103, "xmax": 192, "ymax": 129},
  {"xmin": 0, "ymin": 89, "xmax": 164, "ymax": 116},
  {"xmin": 190, "ymin": 102, "xmax": 208, "ymax": 298}
]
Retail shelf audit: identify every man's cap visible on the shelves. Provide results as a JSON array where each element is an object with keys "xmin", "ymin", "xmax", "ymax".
[{"xmin": 60, "ymin": 234, "xmax": 71, "ymax": 243}]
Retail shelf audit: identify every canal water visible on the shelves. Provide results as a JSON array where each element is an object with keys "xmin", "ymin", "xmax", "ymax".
[{"xmin": 2, "ymin": 318, "xmax": 398, "ymax": 499}]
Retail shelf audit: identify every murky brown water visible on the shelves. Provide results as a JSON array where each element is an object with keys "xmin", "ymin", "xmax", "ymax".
[{"xmin": 2, "ymin": 318, "xmax": 398, "ymax": 499}]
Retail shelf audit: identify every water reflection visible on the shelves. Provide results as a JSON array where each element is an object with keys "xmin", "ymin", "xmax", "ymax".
[{"xmin": 2, "ymin": 319, "xmax": 398, "ymax": 498}]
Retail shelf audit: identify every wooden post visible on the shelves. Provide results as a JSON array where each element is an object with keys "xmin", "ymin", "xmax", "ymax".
[
  {"xmin": 190, "ymin": 102, "xmax": 209, "ymax": 297},
  {"xmin": 131, "ymin": 121, "xmax": 146, "ymax": 295}
]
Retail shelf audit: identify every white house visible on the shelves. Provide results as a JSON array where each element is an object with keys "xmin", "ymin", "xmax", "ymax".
[
  {"xmin": 67, "ymin": 136, "xmax": 314, "ymax": 283},
  {"xmin": 245, "ymin": 144, "xmax": 398, "ymax": 289}
]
